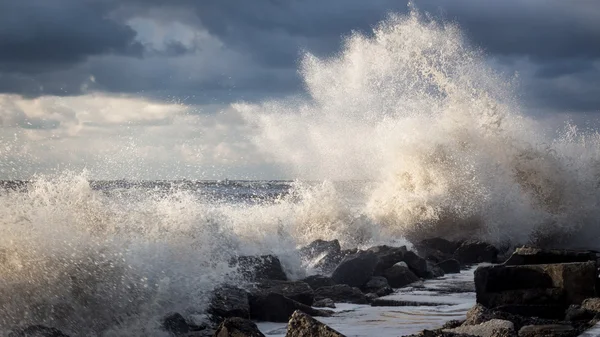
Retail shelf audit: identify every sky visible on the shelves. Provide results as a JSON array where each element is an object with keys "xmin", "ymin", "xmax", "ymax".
[{"xmin": 0, "ymin": 0, "xmax": 599, "ymax": 180}]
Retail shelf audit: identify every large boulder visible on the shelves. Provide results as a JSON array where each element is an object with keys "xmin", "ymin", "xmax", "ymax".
[
  {"xmin": 383, "ymin": 262, "xmax": 420, "ymax": 288},
  {"xmin": 437, "ymin": 259, "xmax": 461, "ymax": 274},
  {"xmin": 426, "ymin": 261, "xmax": 445, "ymax": 278},
  {"xmin": 231, "ymin": 255, "xmax": 288, "ymax": 281},
  {"xmin": 314, "ymin": 284, "xmax": 368, "ymax": 304},
  {"xmin": 363, "ymin": 276, "xmax": 391, "ymax": 294},
  {"xmin": 249, "ymin": 293, "xmax": 332, "ymax": 322},
  {"xmin": 214, "ymin": 317, "xmax": 265, "ymax": 337},
  {"xmin": 444, "ymin": 319, "xmax": 515, "ymax": 337},
  {"xmin": 162, "ymin": 312, "xmax": 190, "ymax": 335},
  {"xmin": 286, "ymin": 310, "xmax": 346, "ymax": 337},
  {"xmin": 313, "ymin": 298, "xmax": 336, "ymax": 308},
  {"xmin": 331, "ymin": 251, "xmax": 378, "ymax": 287},
  {"xmin": 300, "ymin": 240, "xmax": 343, "ymax": 274},
  {"xmin": 454, "ymin": 241, "xmax": 498, "ymax": 265},
  {"xmin": 208, "ymin": 285, "xmax": 250, "ymax": 320},
  {"xmin": 8, "ymin": 326, "xmax": 70, "ymax": 337},
  {"xmin": 367, "ymin": 245, "xmax": 407, "ymax": 275},
  {"xmin": 475, "ymin": 262, "xmax": 597, "ymax": 310},
  {"xmin": 517, "ymin": 324, "xmax": 574, "ymax": 337},
  {"xmin": 249, "ymin": 280, "xmax": 314, "ymax": 306},
  {"xmin": 581, "ymin": 298, "xmax": 600, "ymax": 312},
  {"xmin": 420, "ymin": 238, "xmax": 460, "ymax": 255},
  {"xmin": 503, "ymin": 247, "xmax": 597, "ymax": 266},
  {"xmin": 403, "ymin": 251, "xmax": 430, "ymax": 278},
  {"xmin": 301, "ymin": 275, "xmax": 337, "ymax": 290}
]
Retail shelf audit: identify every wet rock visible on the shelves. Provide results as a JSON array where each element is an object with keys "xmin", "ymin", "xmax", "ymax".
[
  {"xmin": 367, "ymin": 245, "xmax": 407, "ymax": 275},
  {"xmin": 214, "ymin": 317, "xmax": 265, "ymax": 337},
  {"xmin": 231, "ymin": 255, "xmax": 288, "ymax": 281},
  {"xmin": 314, "ymin": 284, "xmax": 368, "ymax": 304},
  {"xmin": 249, "ymin": 280, "xmax": 314, "ymax": 306},
  {"xmin": 208, "ymin": 285, "xmax": 250, "ymax": 320},
  {"xmin": 286, "ymin": 310, "xmax": 346, "ymax": 337},
  {"xmin": 365, "ymin": 293, "xmax": 379, "ymax": 302},
  {"xmin": 504, "ymin": 247, "xmax": 597, "ymax": 266},
  {"xmin": 493, "ymin": 304, "xmax": 567, "ymax": 320},
  {"xmin": 403, "ymin": 250, "xmax": 430, "ymax": 278},
  {"xmin": 442, "ymin": 320, "xmax": 465, "ymax": 329},
  {"xmin": 404, "ymin": 329, "xmax": 481, "ymax": 337},
  {"xmin": 437, "ymin": 259, "xmax": 461, "ymax": 274},
  {"xmin": 383, "ymin": 262, "xmax": 420, "ymax": 288},
  {"xmin": 249, "ymin": 293, "xmax": 332, "ymax": 322},
  {"xmin": 564, "ymin": 305, "xmax": 595, "ymax": 321},
  {"xmin": 444, "ymin": 319, "xmax": 515, "ymax": 337},
  {"xmin": 427, "ymin": 260, "xmax": 445, "ymax": 278},
  {"xmin": 8, "ymin": 326, "xmax": 70, "ymax": 337},
  {"xmin": 313, "ymin": 298, "xmax": 336, "ymax": 308},
  {"xmin": 454, "ymin": 240, "xmax": 498, "ymax": 265},
  {"xmin": 163, "ymin": 312, "xmax": 190, "ymax": 335},
  {"xmin": 300, "ymin": 240, "xmax": 343, "ymax": 274},
  {"xmin": 420, "ymin": 238, "xmax": 460, "ymax": 255},
  {"xmin": 331, "ymin": 251, "xmax": 378, "ymax": 287},
  {"xmin": 581, "ymin": 298, "xmax": 600, "ymax": 312},
  {"xmin": 517, "ymin": 324, "xmax": 574, "ymax": 337},
  {"xmin": 301, "ymin": 275, "xmax": 336, "ymax": 290},
  {"xmin": 187, "ymin": 314, "xmax": 215, "ymax": 331},
  {"xmin": 475, "ymin": 262, "xmax": 597, "ymax": 311},
  {"xmin": 363, "ymin": 276, "xmax": 389, "ymax": 292}
]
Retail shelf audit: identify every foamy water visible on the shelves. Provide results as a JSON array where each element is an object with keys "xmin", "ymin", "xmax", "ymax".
[{"xmin": 2, "ymin": 6, "xmax": 600, "ymax": 336}]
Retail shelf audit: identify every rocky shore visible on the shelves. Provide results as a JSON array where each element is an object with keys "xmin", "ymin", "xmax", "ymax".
[{"xmin": 9, "ymin": 239, "xmax": 600, "ymax": 337}]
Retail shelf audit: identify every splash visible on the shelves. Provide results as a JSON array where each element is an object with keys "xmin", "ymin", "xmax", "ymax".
[{"xmin": 241, "ymin": 10, "xmax": 600, "ymax": 247}]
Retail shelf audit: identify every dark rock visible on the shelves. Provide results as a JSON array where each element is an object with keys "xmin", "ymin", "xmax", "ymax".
[
  {"xmin": 367, "ymin": 245, "xmax": 407, "ymax": 275},
  {"xmin": 365, "ymin": 293, "xmax": 379, "ymax": 302},
  {"xmin": 162, "ymin": 312, "xmax": 190, "ymax": 335},
  {"xmin": 437, "ymin": 259, "xmax": 461, "ymax": 274},
  {"xmin": 231, "ymin": 255, "xmax": 288, "ymax": 281},
  {"xmin": 286, "ymin": 310, "xmax": 346, "ymax": 337},
  {"xmin": 564, "ymin": 305, "xmax": 595, "ymax": 321},
  {"xmin": 454, "ymin": 240, "xmax": 498, "ymax": 265},
  {"xmin": 314, "ymin": 284, "xmax": 368, "ymax": 304},
  {"xmin": 427, "ymin": 260, "xmax": 445, "ymax": 278},
  {"xmin": 403, "ymin": 251, "xmax": 430, "ymax": 278},
  {"xmin": 331, "ymin": 251, "xmax": 378, "ymax": 287},
  {"xmin": 475, "ymin": 262, "xmax": 597, "ymax": 310},
  {"xmin": 313, "ymin": 298, "xmax": 336, "ymax": 308},
  {"xmin": 441, "ymin": 320, "xmax": 465, "ymax": 329},
  {"xmin": 187, "ymin": 314, "xmax": 216, "ymax": 331},
  {"xmin": 363, "ymin": 276, "xmax": 389, "ymax": 292},
  {"xmin": 375, "ymin": 286, "xmax": 394, "ymax": 297},
  {"xmin": 249, "ymin": 280, "xmax": 314, "ymax": 306},
  {"xmin": 494, "ymin": 304, "xmax": 567, "ymax": 320},
  {"xmin": 581, "ymin": 298, "xmax": 600, "ymax": 312},
  {"xmin": 383, "ymin": 262, "xmax": 420, "ymax": 288},
  {"xmin": 517, "ymin": 324, "xmax": 574, "ymax": 337},
  {"xmin": 8, "ymin": 326, "xmax": 70, "ymax": 337},
  {"xmin": 404, "ymin": 329, "xmax": 481, "ymax": 337},
  {"xmin": 300, "ymin": 240, "xmax": 343, "ymax": 274},
  {"xmin": 208, "ymin": 285, "xmax": 250, "ymax": 320},
  {"xmin": 301, "ymin": 275, "xmax": 337, "ymax": 290},
  {"xmin": 371, "ymin": 299, "xmax": 447, "ymax": 307},
  {"xmin": 419, "ymin": 238, "xmax": 460, "ymax": 255},
  {"xmin": 249, "ymin": 293, "xmax": 332, "ymax": 322},
  {"xmin": 214, "ymin": 317, "xmax": 265, "ymax": 337},
  {"xmin": 504, "ymin": 247, "xmax": 597, "ymax": 266},
  {"xmin": 444, "ymin": 319, "xmax": 515, "ymax": 337}
]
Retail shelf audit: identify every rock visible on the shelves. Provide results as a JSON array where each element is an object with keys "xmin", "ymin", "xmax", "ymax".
[
  {"xmin": 383, "ymin": 262, "xmax": 420, "ymax": 288},
  {"xmin": 517, "ymin": 324, "xmax": 574, "ymax": 337},
  {"xmin": 493, "ymin": 304, "xmax": 567, "ymax": 320},
  {"xmin": 365, "ymin": 293, "xmax": 379, "ymax": 302},
  {"xmin": 405, "ymin": 329, "xmax": 484, "ymax": 337},
  {"xmin": 420, "ymin": 238, "xmax": 460, "ymax": 255},
  {"xmin": 463, "ymin": 304, "xmax": 560, "ymax": 329},
  {"xmin": 564, "ymin": 305, "xmax": 595, "ymax": 321},
  {"xmin": 375, "ymin": 286, "xmax": 394, "ymax": 296},
  {"xmin": 300, "ymin": 240, "xmax": 344, "ymax": 274},
  {"xmin": 437, "ymin": 259, "xmax": 461, "ymax": 274},
  {"xmin": 427, "ymin": 260, "xmax": 445, "ymax": 278},
  {"xmin": 301, "ymin": 275, "xmax": 337, "ymax": 290},
  {"xmin": 331, "ymin": 251, "xmax": 378, "ymax": 287},
  {"xmin": 313, "ymin": 298, "xmax": 336, "ymax": 308},
  {"xmin": 475, "ymin": 262, "xmax": 597, "ymax": 310},
  {"xmin": 286, "ymin": 310, "xmax": 346, "ymax": 337},
  {"xmin": 187, "ymin": 314, "xmax": 215, "ymax": 331},
  {"xmin": 444, "ymin": 319, "xmax": 515, "ymax": 337},
  {"xmin": 442, "ymin": 320, "xmax": 465, "ymax": 329},
  {"xmin": 8, "ymin": 326, "xmax": 70, "ymax": 337},
  {"xmin": 249, "ymin": 280, "xmax": 314, "ymax": 306},
  {"xmin": 454, "ymin": 240, "xmax": 498, "ymax": 265},
  {"xmin": 231, "ymin": 255, "xmax": 288, "ymax": 281},
  {"xmin": 368, "ymin": 245, "xmax": 408, "ymax": 275},
  {"xmin": 314, "ymin": 284, "xmax": 368, "ymax": 304},
  {"xmin": 208, "ymin": 285, "xmax": 250, "ymax": 320},
  {"xmin": 582, "ymin": 298, "xmax": 600, "ymax": 312},
  {"xmin": 214, "ymin": 317, "xmax": 265, "ymax": 337},
  {"xmin": 162, "ymin": 312, "xmax": 190, "ymax": 335},
  {"xmin": 249, "ymin": 293, "xmax": 332, "ymax": 322},
  {"xmin": 363, "ymin": 276, "xmax": 393, "ymax": 296},
  {"xmin": 504, "ymin": 247, "xmax": 597, "ymax": 266},
  {"xmin": 403, "ymin": 251, "xmax": 430, "ymax": 278}
]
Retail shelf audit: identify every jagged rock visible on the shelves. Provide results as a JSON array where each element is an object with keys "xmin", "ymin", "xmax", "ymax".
[
  {"xmin": 313, "ymin": 298, "xmax": 336, "ymax": 308},
  {"xmin": 442, "ymin": 320, "xmax": 466, "ymax": 329},
  {"xmin": 208, "ymin": 285, "xmax": 250, "ymax": 320},
  {"xmin": 463, "ymin": 304, "xmax": 563, "ymax": 330},
  {"xmin": 474, "ymin": 262, "xmax": 597, "ymax": 310},
  {"xmin": 504, "ymin": 247, "xmax": 597, "ymax": 266},
  {"xmin": 383, "ymin": 262, "xmax": 420, "ymax": 288},
  {"xmin": 231, "ymin": 255, "xmax": 288, "ymax": 281},
  {"xmin": 420, "ymin": 238, "xmax": 460, "ymax": 255},
  {"xmin": 368, "ymin": 245, "xmax": 407, "ymax": 275},
  {"xmin": 403, "ymin": 250, "xmax": 430, "ymax": 278},
  {"xmin": 300, "ymin": 240, "xmax": 343, "ymax": 273},
  {"xmin": 517, "ymin": 324, "xmax": 574, "ymax": 337},
  {"xmin": 286, "ymin": 310, "xmax": 346, "ymax": 337},
  {"xmin": 437, "ymin": 259, "xmax": 461, "ymax": 274},
  {"xmin": 249, "ymin": 293, "xmax": 332, "ymax": 322},
  {"xmin": 249, "ymin": 280, "xmax": 314, "ymax": 306},
  {"xmin": 301, "ymin": 275, "xmax": 337, "ymax": 290},
  {"xmin": 8, "ymin": 326, "xmax": 70, "ymax": 337},
  {"xmin": 331, "ymin": 251, "xmax": 378, "ymax": 287},
  {"xmin": 162, "ymin": 312, "xmax": 190, "ymax": 335},
  {"xmin": 427, "ymin": 260, "xmax": 445, "ymax": 278},
  {"xmin": 314, "ymin": 284, "xmax": 368, "ymax": 304},
  {"xmin": 581, "ymin": 298, "xmax": 600, "ymax": 312},
  {"xmin": 454, "ymin": 241, "xmax": 498, "ymax": 265},
  {"xmin": 564, "ymin": 305, "xmax": 595, "ymax": 321},
  {"xmin": 444, "ymin": 319, "xmax": 515, "ymax": 337},
  {"xmin": 214, "ymin": 317, "xmax": 265, "ymax": 337}
]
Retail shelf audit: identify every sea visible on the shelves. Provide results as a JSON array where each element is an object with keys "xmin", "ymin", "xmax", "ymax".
[{"xmin": 3, "ymin": 7, "xmax": 600, "ymax": 337}]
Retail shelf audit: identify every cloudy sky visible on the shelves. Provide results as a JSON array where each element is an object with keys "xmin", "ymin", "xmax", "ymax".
[{"xmin": 0, "ymin": 0, "xmax": 599, "ymax": 180}]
